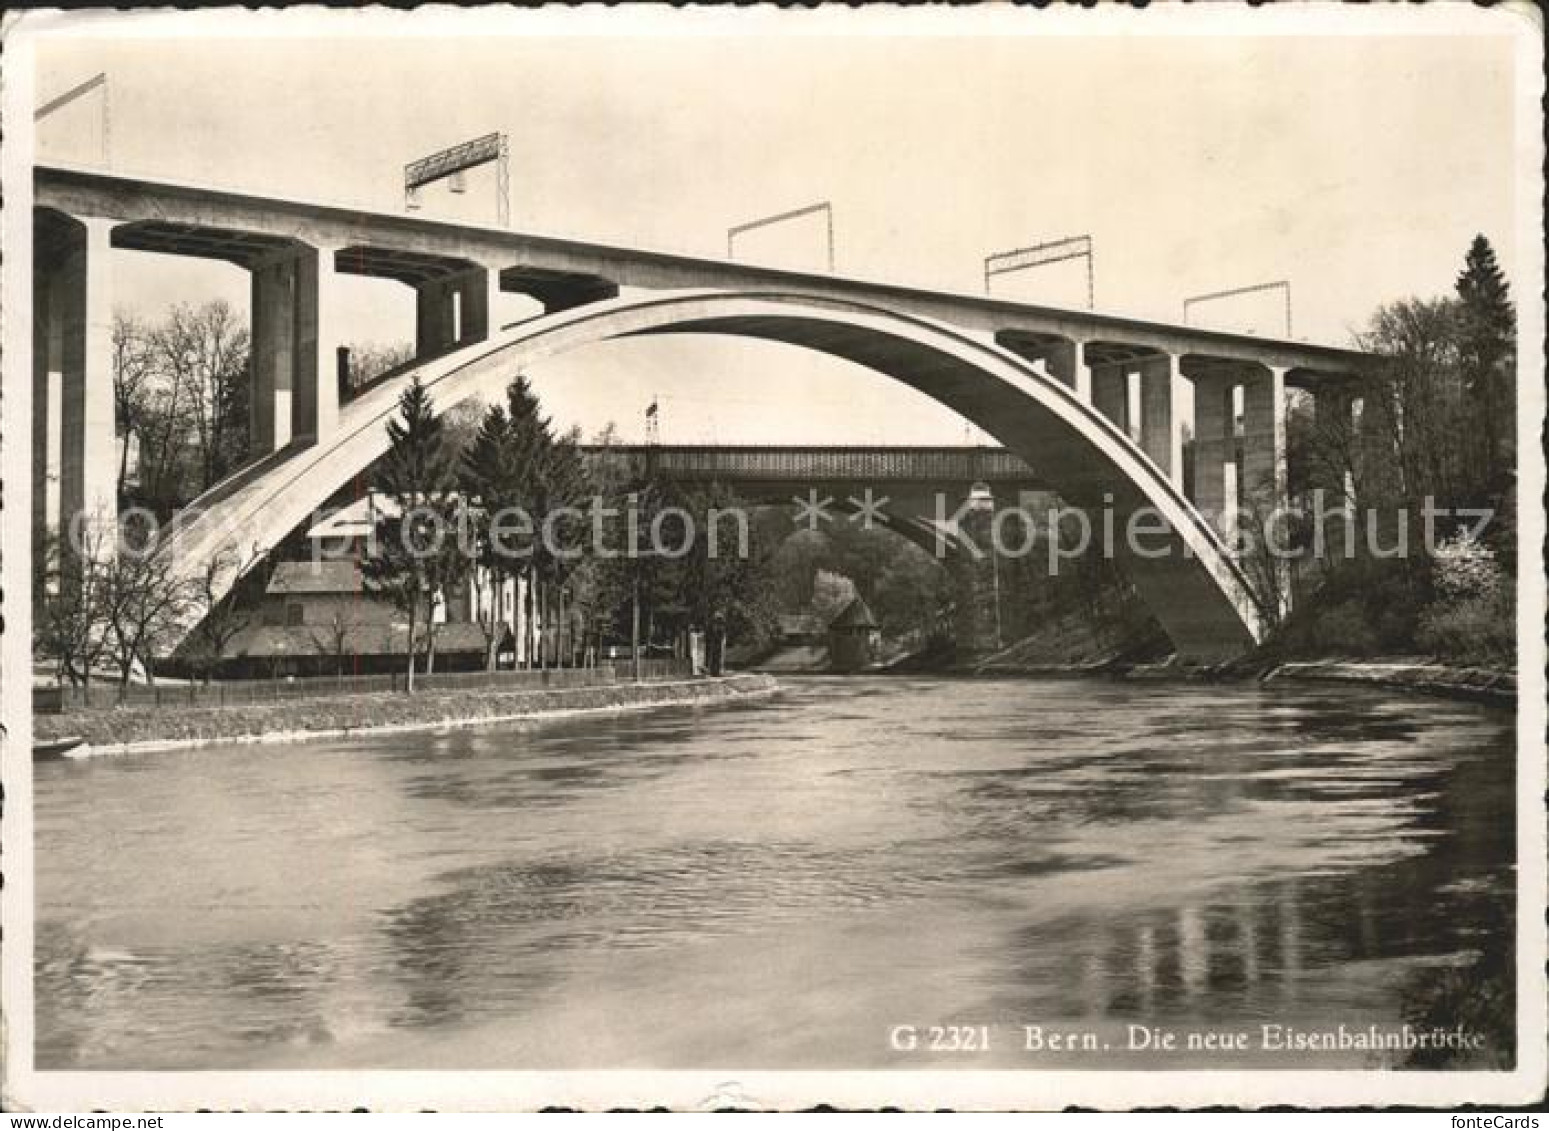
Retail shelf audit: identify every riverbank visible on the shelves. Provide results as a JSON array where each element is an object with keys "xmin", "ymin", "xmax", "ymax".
[
  {"xmin": 1259, "ymin": 658, "xmax": 1516, "ymax": 704},
  {"xmin": 34, "ymin": 673, "xmax": 780, "ymax": 755},
  {"xmin": 1110, "ymin": 656, "xmax": 1516, "ymax": 704},
  {"xmin": 964, "ymin": 649, "xmax": 1516, "ymax": 705}
]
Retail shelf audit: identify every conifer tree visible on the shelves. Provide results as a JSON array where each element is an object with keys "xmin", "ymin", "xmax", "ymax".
[
  {"xmin": 363, "ymin": 377, "xmax": 461, "ymax": 692},
  {"xmin": 1455, "ymin": 234, "xmax": 1516, "ymax": 498},
  {"xmin": 460, "ymin": 401, "xmax": 531, "ymax": 670}
]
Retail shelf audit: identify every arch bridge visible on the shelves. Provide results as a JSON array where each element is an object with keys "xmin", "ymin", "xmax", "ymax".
[{"xmin": 31, "ymin": 165, "xmax": 1372, "ymax": 661}]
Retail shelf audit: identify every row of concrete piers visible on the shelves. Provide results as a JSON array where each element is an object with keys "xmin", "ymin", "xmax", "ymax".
[
  {"xmin": 31, "ymin": 205, "xmax": 623, "ymax": 541},
  {"xmin": 995, "ymin": 329, "xmax": 1359, "ymax": 546},
  {"xmin": 33, "ymin": 186, "xmax": 1365, "ymax": 569}
]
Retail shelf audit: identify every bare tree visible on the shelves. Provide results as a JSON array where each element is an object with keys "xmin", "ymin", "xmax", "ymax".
[
  {"xmin": 112, "ymin": 312, "xmax": 155, "ymax": 503},
  {"xmin": 150, "ymin": 300, "xmax": 251, "ymax": 493},
  {"xmin": 34, "ymin": 524, "xmax": 115, "ymax": 704},
  {"xmin": 185, "ymin": 545, "xmax": 259, "ymax": 684},
  {"xmin": 344, "ymin": 340, "xmax": 415, "ymax": 392},
  {"xmin": 310, "ymin": 604, "xmax": 362, "ymax": 680},
  {"xmin": 1355, "ymin": 298, "xmax": 1468, "ymax": 515},
  {"xmin": 1288, "ymin": 393, "xmax": 1365, "ymax": 514},
  {"xmin": 99, "ymin": 546, "xmax": 196, "ymax": 696},
  {"xmin": 1235, "ymin": 480, "xmax": 1298, "ymax": 632}
]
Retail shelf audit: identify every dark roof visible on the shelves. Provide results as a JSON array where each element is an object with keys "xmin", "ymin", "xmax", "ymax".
[
  {"xmin": 267, "ymin": 560, "xmax": 361, "ymax": 595},
  {"xmin": 225, "ymin": 621, "xmax": 493, "ymax": 659},
  {"xmin": 828, "ymin": 596, "xmax": 878, "ymax": 630}
]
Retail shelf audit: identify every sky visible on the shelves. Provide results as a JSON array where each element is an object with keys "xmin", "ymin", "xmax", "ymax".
[{"xmin": 25, "ymin": 8, "xmax": 1524, "ymax": 445}]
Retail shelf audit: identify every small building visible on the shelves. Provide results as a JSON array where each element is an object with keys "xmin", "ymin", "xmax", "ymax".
[
  {"xmin": 295, "ymin": 493, "xmax": 529, "ymax": 659},
  {"xmin": 174, "ymin": 491, "xmax": 551, "ymax": 678},
  {"xmin": 827, "ymin": 596, "xmax": 880, "ymax": 673},
  {"xmin": 217, "ymin": 559, "xmax": 497, "ymax": 677}
]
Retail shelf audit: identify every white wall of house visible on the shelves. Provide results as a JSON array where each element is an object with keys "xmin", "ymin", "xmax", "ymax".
[{"xmin": 467, "ymin": 565, "xmax": 528, "ymax": 665}]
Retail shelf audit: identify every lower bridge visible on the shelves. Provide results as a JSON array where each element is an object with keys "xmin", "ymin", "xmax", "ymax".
[
  {"xmin": 583, "ymin": 444, "xmax": 1041, "ymax": 491},
  {"xmin": 34, "ymin": 164, "xmax": 1375, "ymax": 663},
  {"xmin": 584, "ymin": 444, "xmax": 1052, "ymax": 653}
]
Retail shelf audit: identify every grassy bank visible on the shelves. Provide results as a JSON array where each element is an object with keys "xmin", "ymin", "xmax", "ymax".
[{"xmin": 36, "ymin": 673, "xmax": 780, "ymax": 753}]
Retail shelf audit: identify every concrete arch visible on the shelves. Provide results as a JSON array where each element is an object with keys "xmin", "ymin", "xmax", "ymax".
[{"xmin": 159, "ymin": 290, "xmax": 1264, "ymax": 660}]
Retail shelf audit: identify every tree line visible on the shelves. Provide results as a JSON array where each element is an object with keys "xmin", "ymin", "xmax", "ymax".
[
  {"xmin": 112, "ymin": 301, "xmax": 416, "ymax": 518},
  {"xmin": 1263, "ymin": 234, "xmax": 1517, "ymax": 665},
  {"xmin": 364, "ymin": 374, "xmax": 778, "ymax": 692}
]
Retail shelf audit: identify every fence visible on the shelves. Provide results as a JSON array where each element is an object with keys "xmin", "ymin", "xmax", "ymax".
[{"xmin": 40, "ymin": 657, "xmax": 692, "ymax": 713}]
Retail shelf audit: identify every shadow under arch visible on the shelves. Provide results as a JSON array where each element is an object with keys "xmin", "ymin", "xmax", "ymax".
[{"xmin": 159, "ymin": 290, "xmax": 1263, "ymax": 661}]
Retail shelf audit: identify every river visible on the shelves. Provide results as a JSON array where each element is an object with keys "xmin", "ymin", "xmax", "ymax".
[{"xmin": 34, "ymin": 676, "xmax": 1515, "ymax": 1071}]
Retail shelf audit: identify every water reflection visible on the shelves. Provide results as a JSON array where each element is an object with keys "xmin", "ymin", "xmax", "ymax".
[{"xmin": 35, "ymin": 677, "xmax": 1514, "ymax": 1069}]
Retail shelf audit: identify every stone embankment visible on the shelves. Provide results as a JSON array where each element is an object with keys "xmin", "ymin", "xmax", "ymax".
[{"xmin": 35, "ymin": 673, "xmax": 780, "ymax": 755}]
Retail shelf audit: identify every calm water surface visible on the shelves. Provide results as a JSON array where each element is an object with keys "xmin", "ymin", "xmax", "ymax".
[{"xmin": 35, "ymin": 677, "xmax": 1514, "ymax": 1070}]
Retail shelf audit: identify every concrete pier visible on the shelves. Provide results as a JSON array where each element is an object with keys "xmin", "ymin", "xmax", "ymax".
[
  {"xmin": 33, "ymin": 212, "xmax": 116, "ymax": 543},
  {"xmin": 416, "ymin": 264, "xmax": 495, "ymax": 358},
  {"xmin": 1046, "ymin": 338, "xmax": 1090, "ymax": 402},
  {"xmin": 1091, "ymin": 363, "xmax": 1130, "ymax": 434},
  {"xmin": 293, "ymin": 244, "xmax": 341, "ymax": 442},
  {"xmin": 1137, "ymin": 353, "xmax": 1184, "ymax": 485},
  {"xmin": 1241, "ymin": 364, "xmax": 1287, "ymax": 504},
  {"xmin": 1190, "ymin": 370, "xmax": 1237, "ymax": 544},
  {"xmin": 249, "ymin": 249, "xmax": 299, "ymax": 453}
]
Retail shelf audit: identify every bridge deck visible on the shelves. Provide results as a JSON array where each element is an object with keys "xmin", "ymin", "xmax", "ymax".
[{"xmin": 36, "ymin": 164, "xmax": 1369, "ymax": 378}]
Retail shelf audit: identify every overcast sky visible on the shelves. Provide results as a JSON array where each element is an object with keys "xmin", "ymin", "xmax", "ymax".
[{"xmin": 27, "ymin": 7, "xmax": 1523, "ymax": 445}]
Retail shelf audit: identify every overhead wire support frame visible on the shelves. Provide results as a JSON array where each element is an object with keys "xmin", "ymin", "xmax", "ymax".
[
  {"xmin": 1182, "ymin": 279, "xmax": 1293, "ymax": 337},
  {"xmin": 405, "ymin": 131, "xmax": 510, "ymax": 227},
  {"xmin": 35, "ymin": 71, "xmax": 110, "ymax": 166},
  {"xmin": 984, "ymin": 235, "xmax": 1094, "ymax": 309}
]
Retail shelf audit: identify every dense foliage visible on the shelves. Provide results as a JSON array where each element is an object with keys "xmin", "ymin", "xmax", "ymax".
[{"xmin": 1265, "ymin": 235, "xmax": 1517, "ymax": 667}]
